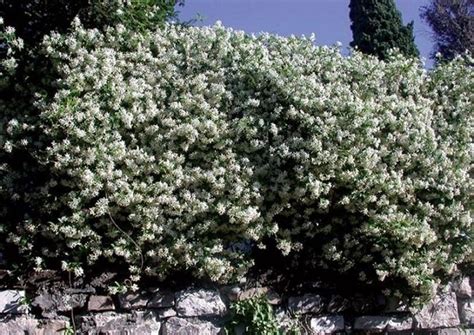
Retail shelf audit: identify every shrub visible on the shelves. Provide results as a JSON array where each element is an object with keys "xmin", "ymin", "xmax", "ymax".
[
  {"xmin": 0, "ymin": 21, "xmax": 472, "ymax": 304},
  {"xmin": 226, "ymin": 296, "xmax": 280, "ymax": 335},
  {"xmin": 0, "ymin": 0, "xmax": 184, "ymax": 44}
]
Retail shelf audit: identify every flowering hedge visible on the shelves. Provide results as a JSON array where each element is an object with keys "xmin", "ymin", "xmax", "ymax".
[{"xmin": 0, "ymin": 20, "xmax": 472, "ymax": 303}]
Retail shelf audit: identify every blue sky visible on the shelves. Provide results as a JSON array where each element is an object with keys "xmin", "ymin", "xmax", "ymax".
[{"xmin": 178, "ymin": 0, "xmax": 434, "ymax": 64}]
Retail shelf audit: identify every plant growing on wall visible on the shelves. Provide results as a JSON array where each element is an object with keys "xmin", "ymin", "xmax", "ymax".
[{"xmin": 0, "ymin": 19, "xmax": 471, "ymax": 305}]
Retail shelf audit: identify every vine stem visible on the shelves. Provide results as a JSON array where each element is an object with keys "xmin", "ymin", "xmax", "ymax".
[
  {"xmin": 68, "ymin": 271, "xmax": 76, "ymax": 333},
  {"xmin": 107, "ymin": 207, "xmax": 144, "ymax": 272}
]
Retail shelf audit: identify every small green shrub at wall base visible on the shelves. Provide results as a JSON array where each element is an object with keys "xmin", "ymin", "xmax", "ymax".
[
  {"xmin": 226, "ymin": 297, "xmax": 280, "ymax": 335},
  {"xmin": 62, "ymin": 325, "xmax": 75, "ymax": 335},
  {"xmin": 0, "ymin": 19, "xmax": 472, "ymax": 306}
]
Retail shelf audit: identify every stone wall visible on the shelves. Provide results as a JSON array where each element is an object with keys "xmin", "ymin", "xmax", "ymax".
[{"xmin": 0, "ymin": 277, "xmax": 472, "ymax": 334}]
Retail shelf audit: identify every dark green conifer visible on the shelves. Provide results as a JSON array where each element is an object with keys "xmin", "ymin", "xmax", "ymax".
[{"xmin": 349, "ymin": 0, "xmax": 420, "ymax": 59}]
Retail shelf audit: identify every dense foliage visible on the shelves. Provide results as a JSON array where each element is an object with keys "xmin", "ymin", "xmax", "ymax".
[
  {"xmin": 349, "ymin": 0, "xmax": 419, "ymax": 59},
  {"xmin": 420, "ymin": 0, "xmax": 474, "ymax": 61},
  {"xmin": 0, "ymin": 20, "xmax": 472, "ymax": 304},
  {"xmin": 226, "ymin": 297, "xmax": 280, "ymax": 334},
  {"xmin": 0, "ymin": 0, "xmax": 184, "ymax": 45},
  {"xmin": 0, "ymin": 0, "xmax": 186, "ymax": 281}
]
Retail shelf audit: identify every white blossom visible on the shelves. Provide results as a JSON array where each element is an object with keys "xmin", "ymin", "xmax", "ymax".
[{"xmin": 0, "ymin": 21, "xmax": 470, "ymax": 305}]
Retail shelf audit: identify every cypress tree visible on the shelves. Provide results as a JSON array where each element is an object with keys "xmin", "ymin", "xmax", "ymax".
[{"xmin": 349, "ymin": 0, "xmax": 420, "ymax": 60}]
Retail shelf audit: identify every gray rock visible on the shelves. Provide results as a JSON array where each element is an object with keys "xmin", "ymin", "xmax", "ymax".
[
  {"xmin": 77, "ymin": 311, "xmax": 161, "ymax": 334},
  {"xmin": 288, "ymin": 294, "xmax": 324, "ymax": 315},
  {"xmin": 220, "ymin": 285, "xmax": 241, "ymax": 302},
  {"xmin": 455, "ymin": 277, "xmax": 473, "ymax": 299},
  {"xmin": 430, "ymin": 328, "xmax": 474, "ymax": 335},
  {"xmin": 327, "ymin": 295, "xmax": 350, "ymax": 313},
  {"xmin": 77, "ymin": 312, "xmax": 128, "ymax": 330},
  {"xmin": 90, "ymin": 272, "xmax": 117, "ymax": 289},
  {"xmin": 134, "ymin": 311, "xmax": 162, "ymax": 322},
  {"xmin": 0, "ymin": 316, "xmax": 69, "ymax": 335},
  {"xmin": 310, "ymin": 315, "xmax": 344, "ymax": 333},
  {"xmin": 118, "ymin": 292, "xmax": 150, "ymax": 310},
  {"xmin": 31, "ymin": 291, "xmax": 55, "ymax": 317},
  {"xmin": 64, "ymin": 286, "xmax": 96, "ymax": 294},
  {"xmin": 414, "ymin": 291, "xmax": 460, "ymax": 328},
  {"xmin": 380, "ymin": 316, "xmax": 414, "ymax": 331},
  {"xmin": 37, "ymin": 319, "xmax": 71, "ymax": 335},
  {"xmin": 237, "ymin": 287, "xmax": 269, "ymax": 300},
  {"xmin": 147, "ymin": 290, "xmax": 175, "ymax": 308},
  {"xmin": 32, "ymin": 290, "xmax": 87, "ymax": 317},
  {"xmin": 0, "ymin": 290, "xmax": 27, "ymax": 314},
  {"xmin": 64, "ymin": 287, "xmax": 96, "ymax": 294},
  {"xmin": 0, "ymin": 316, "xmax": 37, "ymax": 335},
  {"xmin": 354, "ymin": 316, "xmax": 413, "ymax": 331},
  {"xmin": 234, "ymin": 287, "xmax": 281, "ymax": 305},
  {"xmin": 459, "ymin": 298, "xmax": 474, "ymax": 325},
  {"xmin": 176, "ymin": 289, "xmax": 227, "ymax": 317},
  {"xmin": 57, "ymin": 293, "xmax": 87, "ymax": 312},
  {"xmin": 87, "ymin": 295, "xmax": 115, "ymax": 312},
  {"xmin": 156, "ymin": 308, "xmax": 177, "ymax": 319},
  {"xmin": 161, "ymin": 317, "xmax": 222, "ymax": 335}
]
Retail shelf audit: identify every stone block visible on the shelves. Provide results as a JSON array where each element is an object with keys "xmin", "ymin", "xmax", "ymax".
[
  {"xmin": 32, "ymin": 290, "xmax": 87, "ymax": 317},
  {"xmin": 310, "ymin": 315, "xmax": 345, "ymax": 334},
  {"xmin": 77, "ymin": 311, "xmax": 161, "ymax": 334},
  {"xmin": 455, "ymin": 277, "xmax": 472, "ymax": 299},
  {"xmin": 176, "ymin": 289, "xmax": 227, "ymax": 317},
  {"xmin": 37, "ymin": 319, "xmax": 70, "ymax": 335},
  {"xmin": 0, "ymin": 316, "xmax": 69, "ymax": 335},
  {"xmin": 118, "ymin": 292, "xmax": 149, "ymax": 310},
  {"xmin": 156, "ymin": 308, "xmax": 177, "ymax": 319},
  {"xmin": 0, "ymin": 290, "xmax": 27, "ymax": 314},
  {"xmin": 414, "ymin": 291, "xmax": 460, "ymax": 329},
  {"xmin": 288, "ymin": 294, "xmax": 324, "ymax": 315},
  {"xmin": 161, "ymin": 317, "xmax": 222, "ymax": 335},
  {"xmin": 354, "ymin": 316, "xmax": 413, "ymax": 331},
  {"xmin": 220, "ymin": 285, "xmax": 241, "ymax": 302},
  {"xmin": 459, "ymin": 298, "xmax": 474, "ymax": 325},
  {"xmin": 147, "ymin": 290, "xmax": 175, "ymax": 308},
  {"xmin": 237, "ymin": 287, "xmax": 269, "ymax": 301},
  {"xmin": 428, "ymin": 328, "xmax": 474, "ymax": 335},
  {"xmin": 327, "ymin": 295, "xmax": 350, "ymax": 313},
  {"xmin": 87, "ymin": 295, "xmax": 115, "ymax": 312},
  {"xmin": 235, "ymin": 287, "xmax": 281, "ymax": 305},
  {"xmin": 0, "ymin": 316, "xmax": 37, "ymax": 335}
]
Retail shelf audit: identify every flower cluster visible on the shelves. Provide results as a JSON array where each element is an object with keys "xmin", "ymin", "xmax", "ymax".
[
  {"xmin": 0, "ymin": 19, "xmax": 24, "ymax": 88},
  {"xmin": 0, "ymin": 21, "xmax": 472, "ymax": 304}
]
